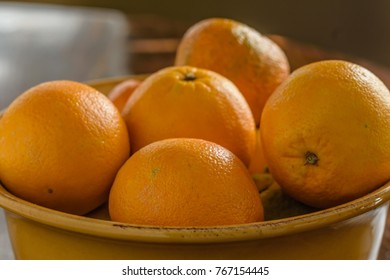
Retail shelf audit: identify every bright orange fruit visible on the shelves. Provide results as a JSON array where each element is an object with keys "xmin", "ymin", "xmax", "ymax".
[
  {"xmin": 122, "ymin": 65, "xmax": 256, "ymax": 166},
  {"xmin": 109, "ymin": 138, "xmax": 263, "ymax": 226},
  {"xmin": 175, "ymin": 18, "xmax": 290, "ymax": 125},
  {"xmin": 261, "ymin": 60, "xmax": 390, "ymax": 208},
  {"xmin": 0, "ymin": 80, "xmax": 130, "ymax": 215}
]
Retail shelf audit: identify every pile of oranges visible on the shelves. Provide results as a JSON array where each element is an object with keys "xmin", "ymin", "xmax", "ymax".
[{"xmin": 1, "ymin": 18, "xmax": 390, "ymax": 227}]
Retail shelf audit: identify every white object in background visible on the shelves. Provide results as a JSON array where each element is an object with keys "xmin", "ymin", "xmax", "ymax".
[{"xmin": 0, "ymin": 2, "xmax": 130, "ymax": 110}]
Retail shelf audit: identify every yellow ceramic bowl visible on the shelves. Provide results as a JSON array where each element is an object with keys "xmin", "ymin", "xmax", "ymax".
[{"xmin": 0, "ymin": 76, "xmax": 390, "ymax": 260}]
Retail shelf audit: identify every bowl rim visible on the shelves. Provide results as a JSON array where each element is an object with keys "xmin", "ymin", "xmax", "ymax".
[{"xmin": 1, "ymin": 180, "xmax": 390, "ymax": 244}]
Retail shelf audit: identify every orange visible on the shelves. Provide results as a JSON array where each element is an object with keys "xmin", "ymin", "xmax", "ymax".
[
  {"xmin": 260, "ymin": 60, "xmax": 390, "ymax": 209},
  {"xmin": 175, "ymin": 18, "xmax": 290, "ymax": 125},
  {"xmin": 122, "ymin": 65, "xmax": 256, "ymax": 166},
  {"xmin": 107, "ymin": 78, "xmax": 141, "ymax": 113},
  {"xmin": 248, "ymin": 129, "xmax": 268, "ymax": 175},
  {"xmin": 0, "ymin": 80, "xmax": 130, "ymax": 215},
  {"xmin": 108, "ymin": 138, "xmax": 263, "ymax": 226}
]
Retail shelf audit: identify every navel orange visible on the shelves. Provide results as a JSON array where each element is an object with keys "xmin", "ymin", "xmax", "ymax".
[
  {"xmin": 122, "ymin": 65, "xmax": 256, "ymax": 166},
  {"xmin": 0, "ymin": 80, "xmax": 130, "ymax": 215},
  {"xmin": 260, "ymin": 60, "xmax": 390, "ymax": 208},
  {"xmin": 175, "ymin": 18, "xmax": 290, "ymax": 125},
  {"xmin": 109, "ymin": 138, "xmax": 263, "ymax": 226}
]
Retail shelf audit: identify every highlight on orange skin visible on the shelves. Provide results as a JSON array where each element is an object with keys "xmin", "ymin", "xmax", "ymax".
[
  {"xmin": 122, "ymin": 65, "xmax": 256, "ymax": 167},
  {"xmin": 0, "ymin": 80, "xmax": 130, "ymax": 215},
  {"xmin": 109, "ymin": 138, "xmax": 264, "ymax": 227},
  {"xmin": 260, "ymin": 60, "xmax": 390, "ymax": 209},
  {"xmin": 175, "ymin": 17, "xmax": 290, "ymax": 125}
]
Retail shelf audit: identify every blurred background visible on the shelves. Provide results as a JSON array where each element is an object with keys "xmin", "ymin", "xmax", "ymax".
[
  {"xmin": 2, "ymin": 0, "xmax": 390, "ymax": 107},
  {"xmin": 6, "ymin": 0, "xmax": 390, "ymax": 66},
  {"xmin": 0, "ymin": 0, "xmax": 390, "ymax": 260}
]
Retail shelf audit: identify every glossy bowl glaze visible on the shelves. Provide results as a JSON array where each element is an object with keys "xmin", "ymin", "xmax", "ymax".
[{"xmin": 0, "ymin": 76, "xmax": 390, "ymax": 260}]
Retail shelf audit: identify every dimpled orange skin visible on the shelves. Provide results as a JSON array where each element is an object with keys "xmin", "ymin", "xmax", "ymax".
[
  {"xmin": 0, "ymin": 80, "xmax": 130, "ymax": 215},
  {"xmin": 109, "ymin": 138, "xmax": 264, "ymax": 227},
  {"xmin": 175, "ymin": 18, "xmax": 290, "ymax": 125},
  {"xmin": 122, "ymin": 66, "xmax": 256, "ymax": 166},
  {"xmin": 260, "ymin": 60, "xmax": 390, "ymax": 209}
]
